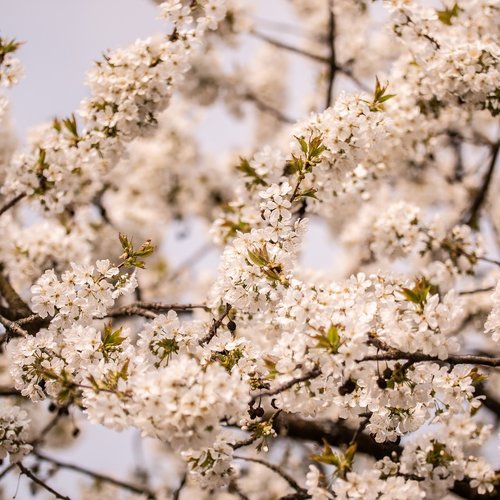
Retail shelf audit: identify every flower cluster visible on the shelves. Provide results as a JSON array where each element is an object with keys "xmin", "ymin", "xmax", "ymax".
[
  {"xmin": 0, "ymin": 0, "xmax": 499, "ymax": 498},
  {"xmin": 0, "ymin": 404, "xmax": 31, "ymax": 463}
]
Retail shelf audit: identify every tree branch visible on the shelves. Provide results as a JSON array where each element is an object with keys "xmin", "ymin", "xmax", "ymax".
[
  {"xmin": 250, "ymin": 367, "xmax": 321, "ymax": 405},
  {"xmin": 17, "ymin": 462, "xmax": 70, "ymax": 500},
  {"xmin": 273, "ymin": 413, "xmax": 402, "ymax": 461},
  {"xmin": 0, "ymin": 387, "xmax": 22, "ymax": 397},
  {"xmin": 198, "ymin": 303, "xmax": 231, "ymax": 345},
  {"xmin": 0, "ymin": 313, "xmax": 29, "ymax": 344},
  {"xmin": 364, "ymin": 336, "xmax": 500, "ymax": 367},
  {"xmin": 244, "ymin": 91, "xmax": 295, "ymax": 124},
  {"xmin": 251, "ymin": 30, "xmax": 329, "ymax": 63},
  {"xmin": 34, "ymin": 451, "xmax": 156, "ymax": 499},
  {"xmin": 324, "ymin": 3, "xmax": 337, "ymax": 109},
  {"xmin": 233, "ymin": 455, "xmax": 307, "ymax": 498},
  {"xmin": 0, "ymin": 192, "xmax": 26, "ymax": 217},
  {"xmin": 0, "ymin": 263, "xmax": 32, "ymax": 319},
  {"xmin": 107, "ymin": 302, "xmax": 209, "ymax": 319},
  {"xmin": 463, "ymin": 140, "xmax": 500, "ymax": 228}
]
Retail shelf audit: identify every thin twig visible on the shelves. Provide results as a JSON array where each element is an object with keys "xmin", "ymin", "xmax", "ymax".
[
  {"xmin": 34, "ymin": 452, "xmax": 156, "ymax": 499},
  {"xmin": 325, "ymin": 3, "xmax": 337, "ymax": 109},
  {"xmin": 463, "ymin": 140, "xmax": 500, "ymax": 227},
  {"xmin": 30, "ymin": 412, "xmax": 65, "ymax": 448},
  {"xmin": 17, "ymin": 462, "xmax": 70, "ymax": 500},
  {"xmin": 169, "ymin": 242, "xmax": 214, "ymax": 281},
  {"xmin": 105, "ymin": 305, "xmax": 158, "ymax": 319},
  {"xmin": 250, "ymin": 29, "xmax": 368, "ymax": 91},
  {"xmin": 478, "ymin": 256, "xmax": 500, "ymax": 267},
  {"xmin": 251, "ymin": 30, "xmax": 329, "ymax": 64},
  {"xmin": 459, "ymin": 286, "xmax": 495, "ymax": 295},
  {"xmin": 0, "ymin": 192, "xmax": 26, "ymax": 217},
  {"xmin": 250, "ymin": 366, "xmax": 321, "ymax": 405},
  {"xmin": 232, "ymin": 435, "xmax": 259, "ymax": 450},
  {"xmin": 107, "ymin": 302, "xmax": 209, "ymax": 319},
  {"xmin": 0, "ymin": 463, "xmax": 15, "ymax": 480},
  {"xmin": 198, "ymin": 303, "xmax": 231, "ymax": 345},
  {"xmin": 244, "ymin": 91, "xmax": 295, "ymax": 124},
  {"xmin": 172, "ymin": 472, "xmax": 187, "ymax": 500},
  {"xmin": 364, "ymin": 337, "xmax": 500, "ymax": 367},
  {"xmin": 233, "ymin": 456, "xmax": 307, "ymax": 497},
  {"xmin": 131, "ymin": 302, "xmax": 208, "ymax": 312},
  {"xmin": 350, "ymin": 412, "xmax": 372, "ymax": 445}
]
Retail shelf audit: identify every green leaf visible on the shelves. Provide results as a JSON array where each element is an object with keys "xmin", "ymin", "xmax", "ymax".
[
  {"xmin": 101, "ymin": 324, "xmax": 125, "ymax": 349},
  {"xmin": 315, "ymin": 324, "xmax": 341, "ymax": 354},
  {"xmin": 295, "ymin": 135, "xmax": 309, "ymax": 155},
  {"xmin": 296, "ymin": 188, "xmax": 318, "ymax": 200},
  {"xmin": 236, "ymin": 157, "xmax": 267, "ymax": 186},
  {"xmin": 437, "ymin": 3, "xmax": 460, "ymax": 25}
]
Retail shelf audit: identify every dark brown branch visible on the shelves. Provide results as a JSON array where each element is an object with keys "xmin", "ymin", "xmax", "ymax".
[
  {"xmin": 362, "ymin": 351, "xmax": 500, "ymax": 367},
  {"xmin": 132, "ymin": 302, "xmax": 208, "ymax": 312},
  {"xmin": 172, "ymin": 472, "xmax": 187, "ymax": 500},
  {"xmin": 277, "ymin": 413, "xmax": 498, "ymax": 498},
  {"xmin": 17, "ymin": 462, "xmax": 70, "ymax": 500},
  {"xmin": 34, "ymin": 451, "xmax": 156, "ymax": 499},
  {"xmin": 232, "ymin": 435, "xmax": 259, "ymax": 450},
  {"xmin": 365, "ymin": 336, "xmax": 500, "ymax": 367},
  {"xmin": 250, "ymin": 367, "xmax": 321, "ymax": 405},
  {"xmin": 233, "ymin": 455, "xmax": 307, "ymax": 498},
  {"xmin": 0, "ymin": 192, "xmax": 26, "ymax": 217},
  {"xmin": 0, "ymin": 387, "xmax": 22, "ymax": 397},
  {"xmin": 0, "ymin": 313, "xmax": 29, "ymax": 342},
  {"xmin": 459, "ymin": 286, "xmax": 495, "ymax": 295},
  {"xmin": 107, "ymin": 302, "xmax": 209, "ymax": 319},
  {"xmin": 0, "ymin": 264, "xmax": 32, "ymax": 319},
  {"xmin": 273, "ymin": 413, "xmax": 402, "ymax": 461},
  {"xmin": 105, "ymin": 305, "xmax": 157, "ymax": 319},
  {"xmin": 476, "ymin": 383, "xmax": 500, "ymax": 418},
  {"xmin": 198, "ymin": 303, "xmax": 231, "ymax": 345},
  {"xmin": 325, "ymin": 4, "xmax": 337, "ymax": 109},
  {"xmin": 0, "ymin": 463, "xmax": 15, "ymax": 480},
  {"xmin": 463, "ymin": 140, "xmax": 500, "ymax": 228}
]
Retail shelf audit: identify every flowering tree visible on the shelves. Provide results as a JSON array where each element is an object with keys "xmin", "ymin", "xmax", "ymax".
[{"xmin": 0, "ymin": 0, "xmax": 499, "ymax": 498}]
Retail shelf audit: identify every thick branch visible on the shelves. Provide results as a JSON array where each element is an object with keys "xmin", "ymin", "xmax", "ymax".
[
  {"xmin": 0, "ymin": 387, "xmax": 22, "ymax": 397},
  {"xmin": 273, "ymin": 413, "xmax": 401, "ymax": 461},
  {"xmin": 34, "ymin": 451, "xmax": 156, "ymax": 499}
]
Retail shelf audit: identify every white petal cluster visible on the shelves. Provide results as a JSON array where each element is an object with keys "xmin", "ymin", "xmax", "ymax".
[{"xmin": 0, "ymin": 404, "xmax": 31, "ymax": 463}]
